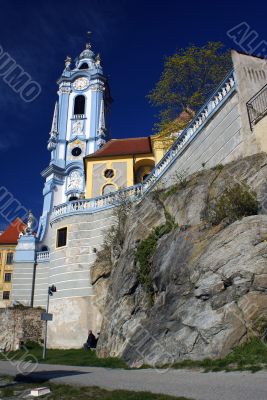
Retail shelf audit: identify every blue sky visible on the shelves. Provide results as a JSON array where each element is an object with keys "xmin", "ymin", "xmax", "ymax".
[{"xmin": 0, "ymin": 0, "xmax": 266, "ymax": 225}]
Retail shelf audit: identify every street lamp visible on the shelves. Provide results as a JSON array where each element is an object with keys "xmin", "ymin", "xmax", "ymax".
[{"xmin": 42, "ymin": 284, "xmax": 57, "ymax": 360}]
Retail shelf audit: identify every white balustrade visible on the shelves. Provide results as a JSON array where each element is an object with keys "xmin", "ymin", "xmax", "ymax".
[
  {"xmin": 36, "ymin": 251, "xmax": 50, "ymax": 262},
  {"xmin": 73, "ymin": 114, "xmax": 85, "ymax": 120}
]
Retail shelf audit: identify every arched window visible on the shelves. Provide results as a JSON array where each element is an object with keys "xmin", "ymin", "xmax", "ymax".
[
  {"xmin": 41, "ymin": 245, "xmax": 49, "ymax": 252},
  {"xmin": 102, "ymin": 184, "xmax": 116, "ymax": 195},
  {"xmin": 134, "ymin": 160, "xmax": 155, "ymax": 184},
  {"xmin": 74, "ymin": 95, "xmax": 85, "ymax": 115},
  {"xmin": 79, "ymin": 63, "xmax": 88, "ymax": 70},
  {"xmin": 69, "ymin": 196, "xmax": 78, "ymax": 201}
]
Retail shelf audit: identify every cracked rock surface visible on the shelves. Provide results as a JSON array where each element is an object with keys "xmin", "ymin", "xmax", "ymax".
[{"xmin": 92, "ymin": 153, "xmax": 267, "ymax": 367}]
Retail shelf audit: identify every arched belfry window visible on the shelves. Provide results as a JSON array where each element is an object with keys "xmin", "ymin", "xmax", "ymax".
[
  {"xmin": 79, "ymin": 63, "xmax": 88, "ymax": 70},
  {"xmin": 74, "ymin": 95, "xmax": 85, "ymax": 115}
]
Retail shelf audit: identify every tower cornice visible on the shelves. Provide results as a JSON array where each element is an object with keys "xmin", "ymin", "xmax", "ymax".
[
  {"xmin": 41, "ymin": 164, "xmax": 65, "ymax": 179},
  {"xmin": 57, "ymin": 71, "xmax": 107, "ymax": 86}
]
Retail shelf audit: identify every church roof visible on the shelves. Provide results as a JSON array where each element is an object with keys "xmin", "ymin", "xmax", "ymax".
[
  {"xmin": 85, "ymin": 137, "xmax": 153, "ymax": 159},
  {"xmin": 0, "ymin": 218, "xmax": 26, "ymax": 245}
]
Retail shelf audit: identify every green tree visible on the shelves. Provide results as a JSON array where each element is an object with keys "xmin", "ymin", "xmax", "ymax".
[{"xmin": 148, "ymin": 42, "xmax": 232, "ymax": 131}]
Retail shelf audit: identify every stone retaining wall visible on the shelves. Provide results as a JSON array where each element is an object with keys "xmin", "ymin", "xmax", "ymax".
[{"xmin": 0, "ymin": 308, "xmax": 44, "ymax": 351}]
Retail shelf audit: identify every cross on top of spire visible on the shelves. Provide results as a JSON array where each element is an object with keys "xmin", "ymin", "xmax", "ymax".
[
  {"xmin": 77, "ymin": 31, "xmax": 95, "ymax": 61},
  {"xmin": 86, "ymin": 31, "xmax": 92, "ymax": 49}
]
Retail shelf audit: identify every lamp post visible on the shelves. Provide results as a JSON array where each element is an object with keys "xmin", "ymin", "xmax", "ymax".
[{"xmin": 42, "ymin": 284, "xmax": 57, "ymax": 360}]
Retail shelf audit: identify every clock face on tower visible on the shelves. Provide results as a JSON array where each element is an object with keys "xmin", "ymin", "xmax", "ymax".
[{"xmin": 73, "ymin": 77, "xmax": 89, "ymax": 91}]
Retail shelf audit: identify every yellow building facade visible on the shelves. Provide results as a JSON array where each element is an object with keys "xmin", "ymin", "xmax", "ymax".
[
  {"xmin": 84, "ymin": 134, "xmax": 177, "ymax": 198},
  {"xmin": 84, "ymin": 137, "xmax": 156, "ymax": 198},
  {"xmin": 0, "ymin": 246, "xmax": 15, "ymax": 307}
]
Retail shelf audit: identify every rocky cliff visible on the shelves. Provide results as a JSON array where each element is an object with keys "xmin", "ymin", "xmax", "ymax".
[{"xmin": 91, "ymin": 153, "xmax": 267, "ymax": 367}]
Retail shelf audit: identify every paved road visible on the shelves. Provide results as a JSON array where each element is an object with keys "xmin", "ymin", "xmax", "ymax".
[{"xmin": 0, "ymin": 360, "xmax": 266, "ymax": 400}]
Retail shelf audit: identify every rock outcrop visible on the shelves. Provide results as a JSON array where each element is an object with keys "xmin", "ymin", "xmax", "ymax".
[{"xmin": 91, "ymin": 153, "xmax": 267, "ymax": 367}]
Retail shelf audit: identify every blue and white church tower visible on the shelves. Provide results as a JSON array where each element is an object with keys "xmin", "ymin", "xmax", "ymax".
[
  {"xmin": 37, "ymin": 34, "xmax": 111, "ymax": 243},
  {"xmin": 13, "ymin": 35, "xmax": 116, "ymax": 348}
]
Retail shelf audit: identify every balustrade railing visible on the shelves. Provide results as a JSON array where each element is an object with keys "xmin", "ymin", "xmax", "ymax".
[
  {"xmin": 73, "ymin": 114, "xmax": 85, "ymax": 120},
  {"xmin": 51, "ymin": 70, "xmax": 236, "ymax": 223},
  {"xmin": 36, "ymin": 251, "xmax": 50, "ymax": 262},
  {"xmin": 51, "ymin": 184, "xmax": 143, "ymax": 220},
  {"xmin": 143, "ymin": 70, "xmax": 235, "ymax": 191},
  {"xmin": 247, "ymin": 83, "xmax": 267, "ymax": 129}
]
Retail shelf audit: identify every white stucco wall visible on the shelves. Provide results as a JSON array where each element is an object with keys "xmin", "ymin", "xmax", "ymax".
[
  {"xmin": 45, "ymin": 208, "xmax": 115, "ymax": 348},
  {"xmin": 158, "ymin": 93, "xmax": 243, "ymax": 187}
]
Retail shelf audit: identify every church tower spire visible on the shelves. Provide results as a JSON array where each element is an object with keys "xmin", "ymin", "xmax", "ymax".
[
  {"xmin": 47, "ymin": 102, "xmax": 59, "ymax": 153},
  {"xmin": 37, "ymin": 34, "xmax": 111, "ymax": 241}
]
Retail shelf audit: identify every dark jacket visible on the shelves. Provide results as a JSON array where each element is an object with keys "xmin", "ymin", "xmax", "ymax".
[{"xmin": 87, "ymin": 333, "xmax": 96, "ymax": 348}]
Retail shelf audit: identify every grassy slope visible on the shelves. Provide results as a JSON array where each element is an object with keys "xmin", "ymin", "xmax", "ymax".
[
  {"xmin": 1, "ymin": 338, "xmax": 267, "ymax": 372},
  {"xmin": 0, "ymin": 377, "xmax": 192, "ymax": 400},
  {"xmin": 0, "ymin": 342, "xmax": 127, "ymax": 368},
  {"xmin": 170, "ymin": 338, "xmax": 267, "ymax": 372}
]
